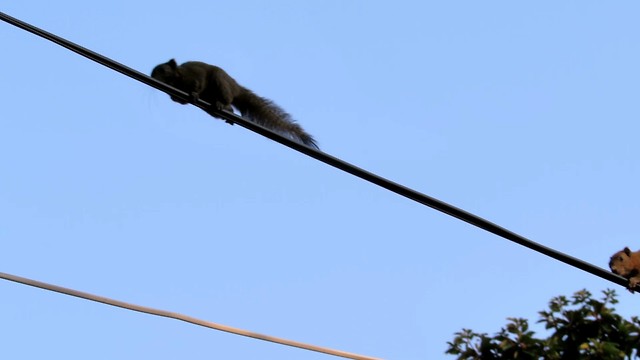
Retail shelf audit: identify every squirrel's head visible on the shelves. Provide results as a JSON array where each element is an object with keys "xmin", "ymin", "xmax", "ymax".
[
  {"xmin": 151, "ymin": 59, "xmax": 179, "ymax": 84},
  {"xmin": 609, "ymin": 247, "xmax": 636, "ymax": 277}
]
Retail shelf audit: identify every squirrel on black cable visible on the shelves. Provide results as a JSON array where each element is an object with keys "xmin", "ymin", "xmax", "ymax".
[
  {"xmin": 609, "ymin": 247, "xmax": 640, "ymax": 292},
  {"xmin": 151, "ymin": 59, "xmax": 318, "ymax": 149}
]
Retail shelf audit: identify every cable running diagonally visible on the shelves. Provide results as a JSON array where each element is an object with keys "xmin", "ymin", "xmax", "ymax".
[
  {"xmin": 0, "ymin": 272, "xmax": 380, "ymax": 360},
  {"xmin": 0, "ymin": 12, "xmax": 628, "ymax": 289}
]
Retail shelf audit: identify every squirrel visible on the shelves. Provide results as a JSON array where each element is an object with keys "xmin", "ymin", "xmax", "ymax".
[
  {"xmin": 609, "ymin": 247, "xmax": 640, "ymax": 292},
  {"xmin": 151, "ymin": 59, "xmax": 318, "ymax": 149}
]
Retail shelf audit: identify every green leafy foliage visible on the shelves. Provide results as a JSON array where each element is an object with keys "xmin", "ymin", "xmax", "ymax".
[{"xmin": 446, "ymin": 289, "xmax": 640, "ymax": 359}]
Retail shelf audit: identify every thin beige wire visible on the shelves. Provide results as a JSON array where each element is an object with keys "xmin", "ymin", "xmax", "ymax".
[{"xmin": 0, "ymin": 272, "xmax": 381, "ymax": 360}]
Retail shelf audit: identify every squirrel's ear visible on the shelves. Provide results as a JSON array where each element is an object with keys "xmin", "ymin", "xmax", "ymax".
[
  {"xmin": 168, "ymin": 59, "xmax": 178, "ymax": 68},
  {"xmin": 624, "ymin": 247, "xmax": 632, "ymax": 256}
]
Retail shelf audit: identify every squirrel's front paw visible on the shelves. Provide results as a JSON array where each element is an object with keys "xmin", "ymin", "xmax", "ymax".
[
  {"xmin": 214, "ymin": 101, "xmax": 226, "ymax": 111},
  {"xmin": 189, "ymin": 92, "xmax": 200, "ymax": 103}
]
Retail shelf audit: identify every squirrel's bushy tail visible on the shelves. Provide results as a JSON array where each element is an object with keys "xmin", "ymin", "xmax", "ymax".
[{"xmin": 234, "ymin": 88, "xmax": 319, "ymax": 149}]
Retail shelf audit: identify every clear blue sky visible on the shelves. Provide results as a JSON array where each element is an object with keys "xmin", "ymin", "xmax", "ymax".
[{"xmin": 2, "ymin": 2, "xmax": 640, "ymax": 359}]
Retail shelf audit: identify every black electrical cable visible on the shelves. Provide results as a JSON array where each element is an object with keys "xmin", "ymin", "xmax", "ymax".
[{"xmin": 0, "ymin": 11, "xmax": 629, "ymax": 290}]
